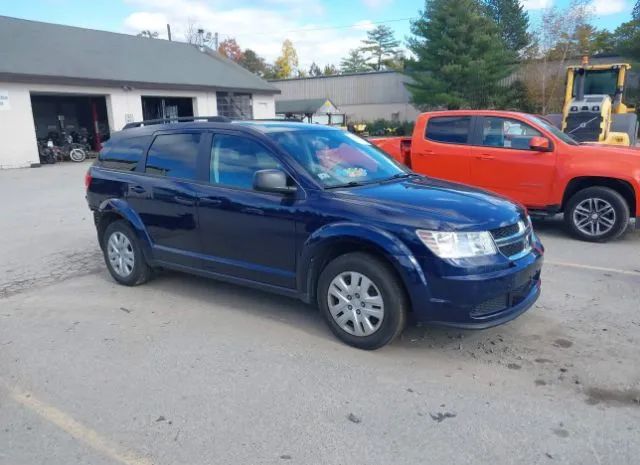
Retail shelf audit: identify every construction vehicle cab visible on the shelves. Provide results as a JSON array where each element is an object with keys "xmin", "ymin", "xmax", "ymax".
[{"xmin": 560, "ymin": 62, "xmax": 638, "ymax": 146}]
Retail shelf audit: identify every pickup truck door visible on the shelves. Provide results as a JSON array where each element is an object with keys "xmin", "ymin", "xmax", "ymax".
[
  {"xmin": 192, "ymin": 132, "xmax": 298, "ymax": 289},
  {"xmin": 411, "ymin": 115, "xmax": 473, "ymax": 184},
  {"xmin": 469, "ymin": 116, "xmax": 557, "ymax": 208}
]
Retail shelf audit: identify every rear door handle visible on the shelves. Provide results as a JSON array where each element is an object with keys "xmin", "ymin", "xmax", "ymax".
[
  {"xmin": 129, "ymin": 185, "xmax": 146, "ymax": 194},
  {"xmin": 174, "ymin": 195, "xmax": 196, "ymax": 206},
  {"xmin": 417, "ymin": 149, "xmax": 434, "ymax": 156}
]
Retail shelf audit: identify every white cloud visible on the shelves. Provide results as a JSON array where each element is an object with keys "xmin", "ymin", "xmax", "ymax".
[
  {"xmin": 353, "ymin": 20, "xmax": 376, "ymax": 31},
  {"xmin": 589, "ymin": 0, "xmax": 626, "ymax": 15},
  {"xmin": 522, "ymin": 0, "xmax": 553, "ymax": 9},
  {"xmin": 122, "ymin": 0, "xmax": 373, "ymax": 69},
  {"xmin": 360, "ymin": 0, "xmax": 393, "ymax": 9}
]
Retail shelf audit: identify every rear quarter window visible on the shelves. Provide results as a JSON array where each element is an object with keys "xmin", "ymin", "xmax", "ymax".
[
  {"xmin": 99, "ymin": 136, "xmax": 150, "ymax": 171},
  {"xmin": 426, "ymin": 116, "xmax": 471, "ymax": 144}
]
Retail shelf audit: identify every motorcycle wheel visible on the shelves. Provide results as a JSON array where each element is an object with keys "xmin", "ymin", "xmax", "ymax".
[{"xmin": 69, "ymin": 147, "xmax": 86, "ymax": 162}]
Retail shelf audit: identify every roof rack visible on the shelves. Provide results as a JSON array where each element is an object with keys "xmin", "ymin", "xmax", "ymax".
[{"xmin": 123, "ymin": 115, "xmax": 231, "ymax": 130}]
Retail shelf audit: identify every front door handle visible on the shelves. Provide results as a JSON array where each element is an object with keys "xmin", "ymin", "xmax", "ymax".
[
  {"xmin": 173, "ymin": 195, "xmax": 195, "ymax": 206},
  {"xmin": 475, "ymin": 154, "xmax": 495, "ymax": 160},
  {"xmin": 129, "ymin": 185, "xmax": 146, "ymax": 194},
  {"xmin": 417, "ymin": 149, "xmax": 434, "ymax": 156}
]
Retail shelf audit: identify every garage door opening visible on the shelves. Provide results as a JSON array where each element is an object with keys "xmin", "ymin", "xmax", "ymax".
[
  {"xmin": 30, "ymin": 93, "xmax": 110, "ymax": 152},
  {"xmin": 142, "ymin": 96, "xmax": 194, "ymax": 121}
]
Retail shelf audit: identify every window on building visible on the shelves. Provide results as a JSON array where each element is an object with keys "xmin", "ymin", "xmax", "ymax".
[
  {"xmin": 99, "ymin": 136, "xmax": 150, "ymax": 171},
  {"xmin": 217, "ymin": 92, "xmax": 253, "ymax": 119},
  {"xmin": 145, "ymin": 133, "xmax": 201, "ymax": 179},
  {"xmin": 481, "ymin": 117, "xmax": 542, "ymax": 150},
  {"xmin": 426, "ymin": 116, "xmax": 471, "ymax": 144},
  {"xmin": 210, "ymin": 134, "xmax": 282, "ymax": 190}
]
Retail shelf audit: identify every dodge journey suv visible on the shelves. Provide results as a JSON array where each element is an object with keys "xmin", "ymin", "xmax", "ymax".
[{"xmin": 85, "ymin": 117, "xmax": 544, "ymax": 349}]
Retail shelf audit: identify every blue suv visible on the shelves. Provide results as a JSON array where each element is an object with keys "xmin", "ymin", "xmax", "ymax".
[{"xmin": 85, "ymin": 117, "xmax": 544, "ymax": 349}]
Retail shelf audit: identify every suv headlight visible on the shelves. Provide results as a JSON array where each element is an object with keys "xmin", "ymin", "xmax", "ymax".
[{"xmin": 416, "ymin": 230, "xmax": 497, "ymax": 259}]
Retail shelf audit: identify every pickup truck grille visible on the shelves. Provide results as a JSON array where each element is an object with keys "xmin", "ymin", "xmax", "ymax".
[{"xmin": 490, "ymin": 220, "xmax": 532, "ymax": 260}]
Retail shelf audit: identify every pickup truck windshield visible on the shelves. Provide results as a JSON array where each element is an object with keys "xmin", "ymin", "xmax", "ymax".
[
  {"xmin": 527, "ymin": 115, "xmax": 579, "ymax": 146},
  {"xmin": 267, "ymin": 129, "xmax": 408, "ymax": 188}
]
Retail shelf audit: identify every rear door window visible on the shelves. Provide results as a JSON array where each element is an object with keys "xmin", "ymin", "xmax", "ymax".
[
  {"xmin": 145, "ymin": 133, "xmax": 201, "ymax": 180},
  {"xmin": 426, "ymin": 116, "xmax": 471, "ymax": 144},
  {"xmin": 99, "ymin": 136, "xmax": 149, "ymax": 171}
]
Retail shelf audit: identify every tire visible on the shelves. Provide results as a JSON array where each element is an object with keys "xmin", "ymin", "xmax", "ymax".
[
  {"xmin": 564, "ymin": 187, "xmax": 630, "ymax": 242},
  {"xmin": 102, "ymin": 220, "xmax": 152, "ymax": 286},
  {"xmin": 317, "ymin": 252, "xmax": 407, "ymax": 350},
  {"xmin": 69, "ymin": 147, "xmax": 86, "ymax": 162}
]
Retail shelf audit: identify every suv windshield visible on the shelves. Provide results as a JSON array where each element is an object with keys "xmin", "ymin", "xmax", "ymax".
[
  {"xmin": 526, "ymin": 115, "xmax": 579, "ymax": 146},
  {"xmin": 266, "ymin": 129, "xmax": 409, "ymax": 188}
]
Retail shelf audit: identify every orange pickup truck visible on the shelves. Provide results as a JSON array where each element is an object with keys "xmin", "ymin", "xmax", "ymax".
[{"xmin": 370, "ymin": 110, "xmax": 640, "ymax": 242}]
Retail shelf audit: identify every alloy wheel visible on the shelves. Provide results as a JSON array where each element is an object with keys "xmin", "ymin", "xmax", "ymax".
[{"xmin": 572, "ymin": 197, "xmax": 616, "ymax": 237}]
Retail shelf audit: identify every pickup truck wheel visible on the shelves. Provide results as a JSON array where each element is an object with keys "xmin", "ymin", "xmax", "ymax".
[
  {"xmin": 318, "ymin": 252, "xmax": 407, "ymax": 350},
  {"xmin": 565, "ymin": 187, "xmax": 630, "ymax": 242},
  {"xmin": 102, "ymin": 220, "xmax": 152, "ymax": 286}
]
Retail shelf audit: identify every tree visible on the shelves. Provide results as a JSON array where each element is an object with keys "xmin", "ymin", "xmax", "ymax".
[
  {"xmin": 273, "ymin": 39, "xmax": 299, "ymax": 79},
  {"xmin": 406, "ymin": 0, "xmax": 516, "ymax": 109},
  {"xmin": 218, "ymin": 38, "xmax": 244, "ymax": 62},
  {"xmin": 137, "ymin": 30, "xmax": 159, "ymax": 39},
  {"xmin": 481, "ymin": 0, "xmax": 530, "ymax": 53},
  {"xmin": 238, "ymin": 49, "xmax": 269, "ymax": 76},
  {"xmin": 340, "ymin": 49, "xmax": 370, "ymax": 73},
  {"xmin": 361, "ymin": 25, "xmax": 400, "ymax": 71},
  {"xmin": 613, "ymin": 19, "xmax": 640, "ymax": 61},
  {"xmin": 576, "ymin": 25, "xmax": 615, "ymax": 56},
  {"xmin": 309, "ymin": 62, "xmax": 323, "ymax": 76},
  {"xmin": 323, "ymin": 64, "xmax": 338, "ymax": 76},
  {"xmin": 634, "ymin": 0, "xmax": 640, "ymax": 21}
]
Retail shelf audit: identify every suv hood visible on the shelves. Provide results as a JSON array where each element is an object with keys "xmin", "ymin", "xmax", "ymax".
[{"xmin": 331, "ymin": 175, "xmax": 525, "ymax": 231}]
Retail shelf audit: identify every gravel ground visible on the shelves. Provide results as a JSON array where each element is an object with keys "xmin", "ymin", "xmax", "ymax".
[{"xmin": 1, "ymin": 162, "xmax": 639, "ymax": 465}]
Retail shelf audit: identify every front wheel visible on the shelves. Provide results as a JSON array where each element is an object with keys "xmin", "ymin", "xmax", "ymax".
[
  {"xmin": 317, "ymin": 252, "xmax": 407, "ymax": 350},
  {"xmin": 565, "ymin": 187, "xmax": 630, "ymax": 242}
]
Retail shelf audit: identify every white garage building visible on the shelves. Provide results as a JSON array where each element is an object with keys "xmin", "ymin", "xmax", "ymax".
[{"xmin": 0, "ymin": 16, "xmax": 278, "ymax": 169}]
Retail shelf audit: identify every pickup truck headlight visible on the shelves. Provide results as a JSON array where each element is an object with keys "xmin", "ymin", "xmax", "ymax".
[{"xmin": 416, "ymin": 230, "xmax": 497, "ymax": 259}]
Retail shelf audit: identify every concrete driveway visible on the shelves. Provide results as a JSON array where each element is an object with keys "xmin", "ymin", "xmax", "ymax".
[{"xmin": 1, "ymin": 162, "xmax": 639, "ymax": 465}]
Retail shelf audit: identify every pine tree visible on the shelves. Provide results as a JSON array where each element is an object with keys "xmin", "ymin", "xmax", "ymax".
[
  {"xmin": 309, "ymin": 62, "xmax": 323, "ymax": 76},
  {"xmin": 406, "ymin": 0, "xmax": 517, "ymax": 109},
  {"xmin": 634, "ymin": 0, "xmax": 640, "ymax": 21},
  {"xmin": 340, "ymin": 49, "xmax": 370, "ymax": 73},
  {"xmin": 481, "ymin": 0, "xmax": 530, "ymax": 53},
  {"xmin": 361, "ymin": 25, "xmax": 400, "ymax": 71},
  {"xmin": 323, "ymin": 64, "xmax": 338, "ymax": 76}
]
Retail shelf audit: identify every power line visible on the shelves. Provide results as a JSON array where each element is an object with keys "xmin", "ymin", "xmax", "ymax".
[{"xmin": 226, "ymin": 17, "xmax": 415, "ymax": 38}]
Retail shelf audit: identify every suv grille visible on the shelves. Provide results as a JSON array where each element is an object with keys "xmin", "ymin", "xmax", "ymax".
[
  {"xmin": 490, "ymin": 219, "xmax": 532, "ymax": 260},
  {"xmin": 471, "ymin": 280, "xmax": 536, "ymax": 317}
]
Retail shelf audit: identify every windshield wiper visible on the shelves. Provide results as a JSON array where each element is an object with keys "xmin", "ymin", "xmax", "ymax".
[
  {"xmin": 381, "ymin": 173, "xmax": 415, "ymax": 182},
  {"xmin": 326, "ymin": 181, "xmax": 367, "ymax": 189}
]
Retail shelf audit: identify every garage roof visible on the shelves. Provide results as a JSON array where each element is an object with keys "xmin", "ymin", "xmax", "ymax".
[{"xmin": 0, "ymin": 16, "xmax": 279, "ymax": 94}]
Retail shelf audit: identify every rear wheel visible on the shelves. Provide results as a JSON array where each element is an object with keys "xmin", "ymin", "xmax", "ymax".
[
  {"xmin": 102, "ymin": 220, "xmax": 152, "ymax": 285},
  {"xmin": 565, "ymin": 187, "xmax": 629, "ymax": 242},
  {"xmin": 317, "ymin": 252, "xmax": 407, "ymax": 350}
]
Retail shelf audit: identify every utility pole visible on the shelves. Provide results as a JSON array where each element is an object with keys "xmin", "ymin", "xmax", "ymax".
[
  {"xmin": 214, "ymin": 32, "xmax": 219, "ymax": 50},
  {"xmin": 166, "ymin": 24, "xmax": 172, "ymax": 41}
]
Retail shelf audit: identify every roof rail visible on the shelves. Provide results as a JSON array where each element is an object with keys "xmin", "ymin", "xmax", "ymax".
[
  {"xmin": 122, "ymin": 115, "xmax": 231, "ymax": 130},
  {"xmin": 252, "ymin": 117, "xmax": 304, "ymax": 123}
]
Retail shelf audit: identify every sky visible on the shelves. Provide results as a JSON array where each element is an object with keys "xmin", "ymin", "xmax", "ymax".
[{"xmin": 0, "ymin": 0, "xmax": 636, "ymax": 68}]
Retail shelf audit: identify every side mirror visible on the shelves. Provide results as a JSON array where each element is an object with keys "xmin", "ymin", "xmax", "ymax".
[
  {"xmin": 529, "ymin": 136, "xmax": 552, "ymax": 152},
  {"xmin": 253, "ymin": 169, "xmax": 297, "ymax": 195}
]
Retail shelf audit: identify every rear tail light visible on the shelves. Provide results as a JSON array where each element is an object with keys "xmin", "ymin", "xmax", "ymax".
[
  {"xmin": 400, "ymin": 140, "xmax": 412, "ymax": 168},
  {"xmin": 84, "ymin": 171, "xmax": 92, "ymax": 189}
]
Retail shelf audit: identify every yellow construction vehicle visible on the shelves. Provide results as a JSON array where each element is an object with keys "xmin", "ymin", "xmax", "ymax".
[{"xmin": 555, "ymin": 59, "xmax": 638, "ymax": 146}]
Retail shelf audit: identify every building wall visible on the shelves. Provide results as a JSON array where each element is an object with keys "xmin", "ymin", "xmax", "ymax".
[
  {"xmin": 271, "ymin": 72, "xmax": 420, "ymax": 122},
  {"xmin": 0, "ymin": 81, "xmax": 275, "ymax": 169}
]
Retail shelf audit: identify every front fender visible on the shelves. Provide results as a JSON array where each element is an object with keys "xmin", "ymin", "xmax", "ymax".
[
  {"xmin": 98, "ymin": 199, "xmax": 154, "ymax": 261},
  {"xmin": 298, "ymin": 222, "xmax": 427, "ymax": 302}
]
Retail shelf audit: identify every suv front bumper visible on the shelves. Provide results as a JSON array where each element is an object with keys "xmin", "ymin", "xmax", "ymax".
[{"xmin": 409, "ymin": 246, "xmax": 544, "ymax": 328}]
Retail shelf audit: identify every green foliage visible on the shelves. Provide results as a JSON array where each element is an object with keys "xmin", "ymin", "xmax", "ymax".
[
  {"xmin": 494, "ymin": 80, "xmax": 538, "ymax": 113},
  {"xmin": 613, "ymin": 19, "xmax": 640, "ymax": 61},
  {"xmin": 481, "ymin": 0, "xmax": 530, "ymax": 53},
  {"xmin": 634, "ymin": 0, "xmax": 640, "ymax": 21},
  {"xmin": 361, "ymin": 25, "xmax": 401, "ymax": 71},
  {"xmin": 363, "ymin": 119, "xmax": 415, "ymax": 137},
  {"xmin": 323, "ymin": 64, "xmax": 338, "ymax": 76},
  {"xmin": 406, "ymin": 0, "xmax": 516, "ymax": 110},
  {"xmin": 340, "ymin": 49, "xmax": 370, "ymax": 73},
  {"xmin": 309, "ymin": 62, "xmax": 323, "ymax": 77},
  {"xmin": 238, "ymin": 49, "xmax": 269, "ymax": 77}
]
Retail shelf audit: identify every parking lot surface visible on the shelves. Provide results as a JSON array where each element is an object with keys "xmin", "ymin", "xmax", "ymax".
[{"xmin": 1, "ymin": 162, "xmax": 639, "ymax": 465}]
